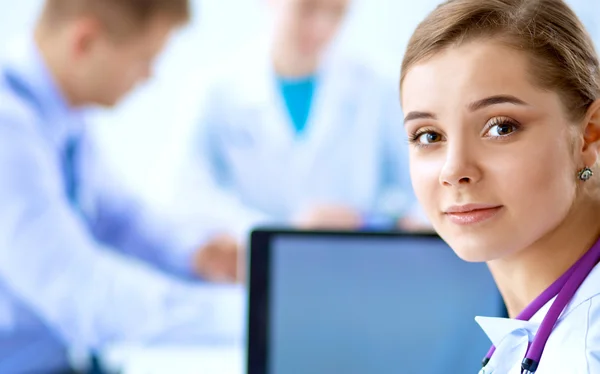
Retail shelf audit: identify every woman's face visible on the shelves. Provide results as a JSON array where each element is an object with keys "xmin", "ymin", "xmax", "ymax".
[{"xmin": 401, "ymin": 41, "xmax": 581, "ymax": 262}]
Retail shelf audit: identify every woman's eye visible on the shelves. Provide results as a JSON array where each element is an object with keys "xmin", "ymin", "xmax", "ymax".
[
  {"xmin": 486, "ymin": 121, "xmax": 518, "ymax": 137},
  {"xmin": 417, "ymin": 132, "xmax": 442, "ymax": 144}
]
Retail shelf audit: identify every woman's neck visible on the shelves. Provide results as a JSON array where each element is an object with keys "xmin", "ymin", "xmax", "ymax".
[{"xmin": 488, "ymin": 198, "xmax": 600, "ymax": 318}]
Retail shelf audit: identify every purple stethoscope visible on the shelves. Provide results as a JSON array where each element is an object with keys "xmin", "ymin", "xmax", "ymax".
[{"xmin": 481, "ymin": 237, "xmax": 600, "ymax": 373}]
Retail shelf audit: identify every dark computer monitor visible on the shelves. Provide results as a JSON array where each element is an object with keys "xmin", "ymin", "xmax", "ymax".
[{"xmin": 247, "ymin": 229, "xmax": 505, "ymax": 374}]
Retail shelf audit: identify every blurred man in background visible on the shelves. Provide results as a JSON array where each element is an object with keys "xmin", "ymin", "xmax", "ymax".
[
  {"xmin": 176, "ymin": 0, "xmax": 430, "ymax": 281},
  {"xmin": 0, "ymin": 0, "xmax": 243, "ymax": 372}
]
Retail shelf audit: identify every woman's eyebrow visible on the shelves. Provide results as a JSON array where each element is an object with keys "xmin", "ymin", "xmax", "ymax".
[
  {"xmin": 403, "ymin": 95, "xmax": 529, "ymax": 124},
  {"xmin": 468, "ymin": 95, "xmax": 529, "ymax": 111},
  {"xmin": 404, "ymin": 111, "xmax": 436, "ymax": 124}
]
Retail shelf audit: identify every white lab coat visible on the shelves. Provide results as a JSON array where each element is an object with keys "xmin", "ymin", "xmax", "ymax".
[
  {"xmin": 175, "ymin": 40, "xmax": 420, "ymax": 239},
  {"xmin": 475, "ymin": 263, "xmax": 600, "ymax": 373}
]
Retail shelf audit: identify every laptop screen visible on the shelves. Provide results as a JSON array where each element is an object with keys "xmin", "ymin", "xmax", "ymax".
[{"xmin": 247, "ymin": 231, "xmax": 504, "ymax": 374}]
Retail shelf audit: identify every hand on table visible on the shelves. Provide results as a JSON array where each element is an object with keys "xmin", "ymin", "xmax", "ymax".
[
  {"xmin": 193, "ymin": 234, "xmax": 245, "ymax": 284},
  {"xmin": 397, "ymin": 216, "xmax": 435, "ymax": 233},
  {"xmin": 294, "ymin": 204, "xmax": 362, "ymax": 230}
]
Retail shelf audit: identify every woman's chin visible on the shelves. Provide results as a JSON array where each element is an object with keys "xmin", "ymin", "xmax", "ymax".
[{"xmin": 441, "ymin": 234, "xmax": 510, "ymax": 263}]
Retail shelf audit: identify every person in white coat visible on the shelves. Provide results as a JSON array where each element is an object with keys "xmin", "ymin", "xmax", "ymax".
[
  {"xmin": 400, "ymin": 0, "xmax": 600, "ymax": 372},
  {"xmin": 178, "ymin": 0, "xmax": 428, "ymax": 282}
]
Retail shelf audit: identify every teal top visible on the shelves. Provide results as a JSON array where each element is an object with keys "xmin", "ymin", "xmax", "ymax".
[{"xmin": 276, "ymin": 75, "xmax": 317, "ymax": 134}]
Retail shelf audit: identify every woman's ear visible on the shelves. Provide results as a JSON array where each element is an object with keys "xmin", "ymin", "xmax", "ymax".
[{"xmin": 581, "ymin": 99, "xmax": 600, "ymax": 167}]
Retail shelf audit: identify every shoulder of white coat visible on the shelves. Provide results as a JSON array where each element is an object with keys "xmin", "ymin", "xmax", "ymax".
[
  {"xmin": 181, "ymin": 44, "xmax": 267, "ymax": 111},
  {"xmin": 561, "ymin": 263, "xmax": 600, "ymax": 362},
  {"xmin": 568, "ymin": 263, "xmax": 600, "ymax": 313},
  {"xmin": 173, "ymin": 44, "xmax": 268, "ymax": 144},
  {"xmin": 329, "ymin": 52, "xmax": 400, "ymax": 97},
  {"xmin": 581, "ymin": 293, "xmax": 600, "ymax": 371}
]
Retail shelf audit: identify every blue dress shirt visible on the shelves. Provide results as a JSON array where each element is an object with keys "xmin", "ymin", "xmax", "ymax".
[{"xmin": 0, "ymin": 37, "xmax": 243, "ymax": 373}]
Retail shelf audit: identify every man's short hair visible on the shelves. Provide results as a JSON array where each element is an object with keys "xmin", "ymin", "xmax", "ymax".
[{"xmin": 41, "ymin": 0, "xmax": 190, "ymax": 36}]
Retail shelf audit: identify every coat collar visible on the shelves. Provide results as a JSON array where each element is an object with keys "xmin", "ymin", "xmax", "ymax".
[
  {"xmin": 1, "ymin": 35, "xmax": 85, "ymax": 149},
  {"xmin": 476, "ymin": 262, "xmax": 600, "ymax": 348}
]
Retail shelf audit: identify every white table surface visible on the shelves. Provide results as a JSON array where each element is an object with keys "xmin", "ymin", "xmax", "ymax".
[{"xmin": 101, "ymin": 344, "xmax": 244, "ymax": 374}]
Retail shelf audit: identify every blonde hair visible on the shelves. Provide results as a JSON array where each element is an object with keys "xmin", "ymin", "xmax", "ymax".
[{"xmin": 401, "ymin": 0, "xmax": 599, "ymax": 122}]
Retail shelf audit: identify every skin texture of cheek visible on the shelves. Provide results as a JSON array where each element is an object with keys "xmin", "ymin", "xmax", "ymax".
[{"xmin": 487, "ymin": 144, "xmax": 576, "ymax": 259}]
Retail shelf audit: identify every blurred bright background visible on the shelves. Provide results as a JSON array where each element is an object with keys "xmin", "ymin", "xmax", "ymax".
[
  {"xmin": 1, "ymin": 0, "xmax": 597, "ymax": 208},
  {"xmin": 1, "ymin": 1, "xmax": 600, "ymax": 373}
]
